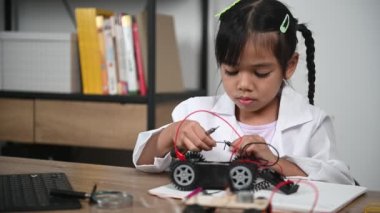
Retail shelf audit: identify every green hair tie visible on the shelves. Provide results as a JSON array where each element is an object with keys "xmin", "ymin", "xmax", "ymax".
[
  {"xmin": 215, "ymin": 0, "xmax": 241, "ymax": 17},
  {"xmin": 280, "ymin": 14, "xmax": 290, "ymax": 33}
]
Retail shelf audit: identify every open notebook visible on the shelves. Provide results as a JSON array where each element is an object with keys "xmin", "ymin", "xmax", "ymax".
[{"xmin": 149, "ymin": 178, "xmax": 367, "ymax": 212}]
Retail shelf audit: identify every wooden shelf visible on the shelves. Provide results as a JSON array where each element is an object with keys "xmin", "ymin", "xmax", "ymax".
[
  {"xmin": 0, "ymin": 0, "xmax": 209, "ymax": 152},
  {"xmin": 0, "ymin": 90, "xmax": 207, "ymax": 104}
]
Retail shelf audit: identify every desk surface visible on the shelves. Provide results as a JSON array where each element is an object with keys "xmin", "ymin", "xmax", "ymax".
[{"xmin": 0, "ymin": 156, "xmax": 379, "ymax": 212}]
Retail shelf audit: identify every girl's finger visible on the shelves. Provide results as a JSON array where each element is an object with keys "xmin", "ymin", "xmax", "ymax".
[
  {"xmin": 182, "ymin": 137, "xmax": 200, "ymax": 152},
  {"xmin": 194, "ymin": 127, "xmax": 216, "ymax": 148},
  {"xmin": 184, "ymin": 127, "xmax": 212, "ymax": 151}
]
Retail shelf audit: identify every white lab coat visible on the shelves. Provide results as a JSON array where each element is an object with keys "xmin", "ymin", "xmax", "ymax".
[{"xmin": 133, "ymin": 84, "xmax": 355, "ymax": 185}]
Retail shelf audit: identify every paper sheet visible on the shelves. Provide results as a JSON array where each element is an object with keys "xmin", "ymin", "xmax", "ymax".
[
  {"xmin": 149, "ymin": 180, "xmax": 367, "ymax": 212},
  {"xmin": 148, "ymin": 183, "xmax": 224, "ymax": 199}
]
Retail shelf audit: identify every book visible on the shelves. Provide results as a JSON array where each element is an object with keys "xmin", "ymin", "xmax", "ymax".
[
  {"xmin": 95, "ymin": 15, "xmax": 109, "ymax": 94},
  {"xmin": 132, "ymin": 17, "xmax": 147, "ymax": 96},
  {"xmin": 134, "ymin": 12, "xmax": 148, "ymax": 89},
  {"xmin": 121, "ymin": 14, "xmax": 139, "ymax": 94},
  {"xmin": 113, "ymin": 14, "xmax": 128, "ymax": 95},
  {"xmin": 75, "ymin": 8, "xmax": 113, "ymax": 95},
  {"xmin": 102, "ymin": 17, "xmax": 118, "ymax": 95}
]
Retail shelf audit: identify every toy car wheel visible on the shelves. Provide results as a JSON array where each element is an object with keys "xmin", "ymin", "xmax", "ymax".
[
  {"xmin": 171, "ymin": 161, "xmax": 198, "ymax": 191},
  {"xmin": 229, "ymin": 164, "xmax": 256, "ymax": 191}
]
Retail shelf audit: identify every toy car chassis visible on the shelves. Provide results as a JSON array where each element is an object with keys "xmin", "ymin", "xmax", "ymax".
[{"xmin": 169, "ymin": 152, "xmax": 299, "ymax": 194}]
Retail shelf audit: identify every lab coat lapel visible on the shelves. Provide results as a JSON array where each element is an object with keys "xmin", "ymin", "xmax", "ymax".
[
  {"xmin": 277, "ymin": 85, "xmax": 313, "ymax": 131},
  {"xmin": 211, "ymin": 93, "xmax": 244, "ymax": 141},
  {"xmin": 272, "ymin": 84, "xmax": 314, "ymax": 155},
  {"xmin": 211, "ymin": 93, "xmax": 235, "ymax": 116}
]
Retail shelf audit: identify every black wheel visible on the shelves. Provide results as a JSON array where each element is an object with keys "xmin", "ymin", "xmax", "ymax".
[
  {"xmin": 170, "ymin": 161, "xmax": 198, "ymax": 191},
  {"xmin": 229, "ymin": 163, "xmax": 256, "ymax": 191}
]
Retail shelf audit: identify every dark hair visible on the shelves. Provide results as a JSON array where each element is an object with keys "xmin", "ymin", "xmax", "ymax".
[{"xmin": 215, "ymin": 0, "xmax": 316, "ymax": 105}]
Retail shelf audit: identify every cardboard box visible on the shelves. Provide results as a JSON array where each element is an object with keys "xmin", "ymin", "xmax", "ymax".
[
  {"xmin": 135, "ymin": 12, "xmax": 184, "ymax": 93},
  {"xmin": 0, "ymin": 32, "xmax": 80, "ymax": 93}
]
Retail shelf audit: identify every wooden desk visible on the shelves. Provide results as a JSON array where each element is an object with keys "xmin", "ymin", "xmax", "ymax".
[
  {"xmin": 0, "ymin": 156, "xmax": 379, "ymax": 212},
  {"xmin": 0, "ymin": 156, "xmax": 172, "ymax": 212}
]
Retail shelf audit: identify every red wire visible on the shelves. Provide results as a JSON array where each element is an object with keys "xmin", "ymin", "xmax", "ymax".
[
  {"xmin": 269, "ymin": 179, "xmax": 319, "ymax": 213},
  {"xmin": 173, "ymin": 109, "xmax": 243, "ymax": 160},
  {"xmin": 172, "ymin": 109, "xmax": 281, "ymax": 170},
  {"xmin": 184, "ymin": 187, "xmax": 203, "ymax": 200}
]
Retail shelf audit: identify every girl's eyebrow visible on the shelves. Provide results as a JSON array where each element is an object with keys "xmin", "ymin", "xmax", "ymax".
[
  {"xmin": 248, "ymin": 62, "xmax": 274, "ymax": 69},
  {"xmin": 223, "ymin": 62, "xmax": 274, "ymax": 69}
]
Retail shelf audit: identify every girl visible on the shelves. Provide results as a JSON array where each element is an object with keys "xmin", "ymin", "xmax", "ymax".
[{"xmin": 133, "ymin": 0, "xmax": 354, "ymax": 185}]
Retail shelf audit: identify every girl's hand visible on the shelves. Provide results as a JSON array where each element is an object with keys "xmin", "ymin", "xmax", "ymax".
[
  {"xmin": 231, "ymin": 135, "xmax": 277, "ymax": 165},
  {"xmin": 170, "ymin": 120, "xmax": 216, "ymax": 152}
]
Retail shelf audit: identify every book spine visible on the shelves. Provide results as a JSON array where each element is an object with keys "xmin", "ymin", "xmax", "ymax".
[
  {"xmin": 132, "ymin": 18, "xmax": 147, "ymax": 96},
  {"xmin": 103, "ymin": 17, "xmax": 118, "ymax": 95},
  {"xmin": 121, "ymin": 15, "xmax": 139, "ymax": 94},
  {"xmin": 75, "ymin": 8, "xmax": 105, "ymax": 95},
  {"xmin": 114, "ymin": 14, "xmax": 128, "ymax": 95},
  {"xmin": 95, "ymin": 15, "xmax": 109, "ymax": 94},
  {"xmin": 134, "ymin": 12, "xmax": 148, "ymax": 92}
]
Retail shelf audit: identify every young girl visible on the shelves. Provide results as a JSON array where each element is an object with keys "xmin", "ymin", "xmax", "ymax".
[{"xmin": 133, "ymin": 0, "xmax": 354, "ymax": 185}]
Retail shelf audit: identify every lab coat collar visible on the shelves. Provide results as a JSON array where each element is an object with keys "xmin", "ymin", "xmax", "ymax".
[
  {"xmin": 211, "ymin": 84, "xmax": 313, "ymax": 131},
  {"xmin": 277, "ymin": 84, "xmax": 313, "ymax": 131},
  {"xmin": 211, "ymin": 93, "xmax": 236, "ymax": 116}
]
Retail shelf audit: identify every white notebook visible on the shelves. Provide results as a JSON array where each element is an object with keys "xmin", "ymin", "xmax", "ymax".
[{"xmin": 149, "ymin": 179, "xmax": 367, "ymax": 212}]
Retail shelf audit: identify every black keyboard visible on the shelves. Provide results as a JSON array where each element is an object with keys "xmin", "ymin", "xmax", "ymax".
[{"xmin": 0, "ymin": 172, "xmax": 81, "ymax": 212}]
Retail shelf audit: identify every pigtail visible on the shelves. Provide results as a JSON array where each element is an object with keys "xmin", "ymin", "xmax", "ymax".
[{"xmin": 297, "ymin": 24, "xmax": 316, "ymax": 105}]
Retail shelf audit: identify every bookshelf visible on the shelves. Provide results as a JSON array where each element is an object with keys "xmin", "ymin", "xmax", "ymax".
[{"xmin": 0, "ymin": 0, "xmax": 208, "ymax": 152}]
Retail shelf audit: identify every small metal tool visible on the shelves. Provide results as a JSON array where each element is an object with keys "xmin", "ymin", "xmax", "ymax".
[
  {"xmin": 50, "ymin": 184, "xmax": 133, "ymax": 209},
  {"xmin": 205, "ymin": 126, "xmax": 219, "ymax": 135}
]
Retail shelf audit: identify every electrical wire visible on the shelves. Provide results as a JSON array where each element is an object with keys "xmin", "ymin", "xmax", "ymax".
[
  {"xmin": 269, "ymin": 179, "xmax": 319, "ymax": 213},
  {"xmin": 173, "ymin": 109, "xmax": 243, "ymax": 160},
  {"xmin": 240, "ymin": 142, "xmax": 280, "ymax": 167},
  {"xmin": 172, "ymin": 109, "xmax": 282, "ymax": 171}
]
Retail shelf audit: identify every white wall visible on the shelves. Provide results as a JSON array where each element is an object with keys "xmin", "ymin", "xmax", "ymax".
[{"xmin": 209, "ymin": 0, "xmax": 380, "ymax": 190}]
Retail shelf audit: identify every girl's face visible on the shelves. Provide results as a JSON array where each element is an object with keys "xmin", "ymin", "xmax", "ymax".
[{"xmin": 221, "ymin": 38, "xmax": 297, "ymax": 123}]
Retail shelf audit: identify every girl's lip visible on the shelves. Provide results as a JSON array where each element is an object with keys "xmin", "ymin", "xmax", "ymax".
[{"xmin": 238, "ymin": 97, "xmax": 254, "ymax": 105}]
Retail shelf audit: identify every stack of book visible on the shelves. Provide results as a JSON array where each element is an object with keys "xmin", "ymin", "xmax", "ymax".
[{"xmin": 75, "ymin": 8, "xmax": 184, "ymax": 96}]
